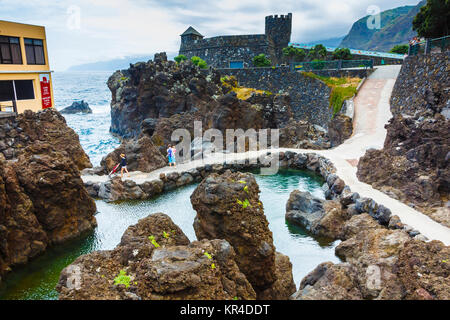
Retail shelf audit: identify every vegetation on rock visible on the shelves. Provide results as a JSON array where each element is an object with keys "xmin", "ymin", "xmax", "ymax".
[
  {"xmin": 174, "ymin": 54, "xmax": 187, "ymax": 63},
  {"xmin": 302, "ymin": 72, "xmax": 360, "ymax": 115},
  {"xmin": 252, "ymin": 54, "xmax": 272, "ymax": 67},
  {"xmin": 190, "ymin": 56, "xmax": 208, "ymax": 69}
]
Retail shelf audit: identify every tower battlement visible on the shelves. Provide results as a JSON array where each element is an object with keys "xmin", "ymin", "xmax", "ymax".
[{"xmin": 265, "ymin": 13, "xmax": 292, "ymax": 22}]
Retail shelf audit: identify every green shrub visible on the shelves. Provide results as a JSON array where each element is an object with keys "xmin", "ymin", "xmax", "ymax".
[
  {"xmin": 389, "ymin": 44, "xmax": 409, "ymax": 54},
  {"xmin": 114, "ymin": 270, "xmax": 131, "ymax": 288},
  {"xmin": 308, "ymin": 44, "xmax": 327, "ymax": 60},
  {"xmin": 252, "ymin": 54, "xmax": 271, "ymax": 67},
  {"xmin": 191, "ymin": 56, "xmax": 208, "ymax": 69},
  {"xmin": 332, "ymin": 48, "xmax": 352, "ymax": 60},
  {"xmin": 311, "ymin": 59, "xmax": 325, "ymax": 70},
  {"xmin": 282, "ymin": 46, "xmax": 306, "ymax": 62},
  {"xmin": 174, "ymin": 54, "xmax": 187, "ymax": 63}
]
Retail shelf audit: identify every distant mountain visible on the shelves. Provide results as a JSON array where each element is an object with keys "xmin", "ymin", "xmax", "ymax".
[
  {"xmin": 305, "ymin": 36, "xmax": 345, "ymax": 47},
  {"xmin": 67, "ymin": 52, "xmax": 177, "ymax": 71},
  {"xmin": 339, "ymin": 1, "xmax": 426, "ymax": 52}
]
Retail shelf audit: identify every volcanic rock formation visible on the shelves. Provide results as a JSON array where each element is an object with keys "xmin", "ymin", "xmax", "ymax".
[
  {"xmin": 190, "ymin": 170, "xmax": 296, "ymax": 299},
  {"xmin": 0, "ymin": 110, "xmax": 97, "ymax": 284},
  {"xmin": 56, "ymin": 213, "xmax": 256, "ymax": 300}
]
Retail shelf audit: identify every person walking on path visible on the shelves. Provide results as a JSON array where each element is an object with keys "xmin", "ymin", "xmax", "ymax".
[
  {"xmin": 167, "ymin": 144, "xmax": 177, "ymax": 167},
  {"xmin": 119, "ymin": 153, "xmax": 129, "ymax": 178}
]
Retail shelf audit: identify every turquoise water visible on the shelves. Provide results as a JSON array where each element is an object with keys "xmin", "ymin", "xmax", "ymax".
[
  {"xmin": 0, "ymin": 169, "xmax": 340, "ymax": 300},
  {"xmin": 52, "ymin": 71, "xmax": 121, "ymax": 166}
]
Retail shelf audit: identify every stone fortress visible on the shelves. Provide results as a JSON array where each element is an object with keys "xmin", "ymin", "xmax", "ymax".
[{"xmin": 179, "ymin": 13, "xmax": 292, "ymax": 68}]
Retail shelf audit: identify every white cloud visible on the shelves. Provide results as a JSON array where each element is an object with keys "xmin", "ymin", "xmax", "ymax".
[{"xmin": 0, "ymin": 0, "xmax": 421, "ymax": 70}]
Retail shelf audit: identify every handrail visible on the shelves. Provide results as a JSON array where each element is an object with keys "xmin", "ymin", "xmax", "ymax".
[
  {"xmin": 408, "ymin": 35, "xmax": 449, "ymax": 56},
  {"xmin": 290, "ymin": 59, "xmax": 373, "ymax": 71}
]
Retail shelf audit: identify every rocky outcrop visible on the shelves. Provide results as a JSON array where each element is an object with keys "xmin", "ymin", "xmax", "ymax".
[
  {"xmin": 357, "ymin": 51, "xmax": 450, "ymax": 227},
  {"xmin": 60, "ymin": 100, "xmax": 92, "ymax": 114},
  {"xmin": 0, "ymin": 108, "xmax": 92, "ymax": 170},
  {"xmin": 0, "ymin": 142, "xmax": 97, "ymax": 285},
  {"xmin": 0, "ymin": 108, "xmax": 97, "ymax": 285},
  {"xmin": 105, "ymin": 53, "xmax": 339, "ymax": 171},
  {"xmin": 56, "ymin": 213, "xmax": 256, "ymax": 300},
  {"xmin": 279, "ymin": 120, "xmax": 330, "ymax": 149},
  {"xmin": 328, "ymin": 114, "xmax": 353, "ymax": 147},
  {"xmin": 394, "ymin": 239, "xmax": 450, "ymax": 300},
  {"xmin": 190, "ymin": 170, "xmax": 296, "ymax": 299},
  {"xmin": 292, "ymin": 209, "xmax": 450, "ymax": 300},
  {"xmin": 100, "ymin": 134, "xmax": 166, "ymax": 174}
]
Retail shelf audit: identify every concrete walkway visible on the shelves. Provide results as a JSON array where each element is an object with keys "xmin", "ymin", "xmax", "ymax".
[{"xmin": 82, "ymin": 65, "xmax": 450, "ymax": 245}]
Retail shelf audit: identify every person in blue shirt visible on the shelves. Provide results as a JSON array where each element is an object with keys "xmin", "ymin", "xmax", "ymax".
[
  {"xmin": 119, "ymin": 153, "xmax": 128, "ymax": 178},
  {"xmin": 167, "ymin": 145, "xmax": 176, "ymax": 167}
]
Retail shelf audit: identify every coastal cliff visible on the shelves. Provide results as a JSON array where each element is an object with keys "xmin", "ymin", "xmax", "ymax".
[{"xmin": 0, "ymin": 109, "xmax": 97, "ymax": 285}]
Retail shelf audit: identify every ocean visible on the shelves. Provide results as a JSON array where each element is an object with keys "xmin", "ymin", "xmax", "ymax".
[{"xmin": 52, "ymin": 71, "xmax": 121, "ymax": 166}]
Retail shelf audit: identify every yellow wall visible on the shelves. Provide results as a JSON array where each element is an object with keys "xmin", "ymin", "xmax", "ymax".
[
  {"xmin": 0, "ymin": 72, "xmax": 54, "ymax": 114},
  {"xmin": 0, "ymin": 20, "xmax": 54, "ymax": 113}
]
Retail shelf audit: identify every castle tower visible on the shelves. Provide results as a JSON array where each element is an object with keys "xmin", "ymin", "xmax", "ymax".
[
  {"xmin": 265, "ymin": 13, "xmax": 292, "ymax": 65},
  {"xmin": 179, "ymin": 26, "xmax": 204, "ymax": 53}
]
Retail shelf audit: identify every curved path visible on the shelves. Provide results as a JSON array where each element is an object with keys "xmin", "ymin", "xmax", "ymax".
[{"xmin": 82, "ymin": 65, "xmax": 450, "ymax": 245}]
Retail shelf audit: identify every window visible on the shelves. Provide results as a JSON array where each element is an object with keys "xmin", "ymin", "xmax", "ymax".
[
  {"xmin": 25, "ymin": 38, "xmax": 45, "ymax": 65},
  {"xmin": 0, "ymin": 80, "xmax": 35, "ymax": 102},
  {"xmin": 0, "ymin": 81, "xmax": 14, "ymax": 101},
  {"xmin": 0, "ymin": 36, "xmax": 22, "ymax": 64},
  {"xmin": 229, "ymin": 61, "xmax": 244, "ymax": 69}
]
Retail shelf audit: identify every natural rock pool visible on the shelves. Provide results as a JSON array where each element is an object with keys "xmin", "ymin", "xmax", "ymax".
[{"xmin": 0, "ymin": 168, "xmax": 340, "ymax": 300}]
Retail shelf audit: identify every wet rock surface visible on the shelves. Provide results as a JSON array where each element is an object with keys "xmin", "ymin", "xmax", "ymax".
[
  {"xmin": 0, "ymin": 136, "xmax": 97, "ymax": 284},
  {"xmin": 328, "ymin": 114, "xmax": 353, "ymax": 147},
  {"xmin": 291, "ymin": 210, "xmax": 450, "ymax": 300},
  {"xmin": 56, "ymin": 213, "xmax": 256, "ymax": 300},
  {"xmin": 190, "ymin": 170, "xmax": 295, "ymax": 299},
  {"xmin": 59, "ymin": 100, "xmax": 92, "ymax": 114}
]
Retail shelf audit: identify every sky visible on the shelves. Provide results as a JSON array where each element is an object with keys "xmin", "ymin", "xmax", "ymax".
[{"xmin": 0, "ymin": 0, "xmax": 422, "ymax": 71}]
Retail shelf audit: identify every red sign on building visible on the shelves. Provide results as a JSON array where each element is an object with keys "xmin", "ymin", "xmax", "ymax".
[{"xmin": 39, "ymin": 74, "xmax": 52, "ymax": 109}]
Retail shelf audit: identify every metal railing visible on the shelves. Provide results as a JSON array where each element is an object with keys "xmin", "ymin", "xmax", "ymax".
[
  {"xmin": 291, "ymin": 59, "xmax": 373, "ymax": 71},
  {"xmin": 408, "ymin": 35, "xmax": 450, "ymax": 56}
]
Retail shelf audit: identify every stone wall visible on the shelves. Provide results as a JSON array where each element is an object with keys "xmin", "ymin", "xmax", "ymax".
[
  {"xmin": 217, "ymin": 66, "xmax": 333, "ymax": 128},
  {"xmin": 390, "ymin": 51, "xmax": 450, "ymax": 116},
  {"xmin": 180, "ymin": 34, "xmax": 269, "ymax": 69}
]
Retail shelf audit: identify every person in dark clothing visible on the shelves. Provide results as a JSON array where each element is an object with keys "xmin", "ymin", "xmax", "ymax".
[{"xmin": 119, "ymin": 153, "xmax": 128, "ymax": 178}]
